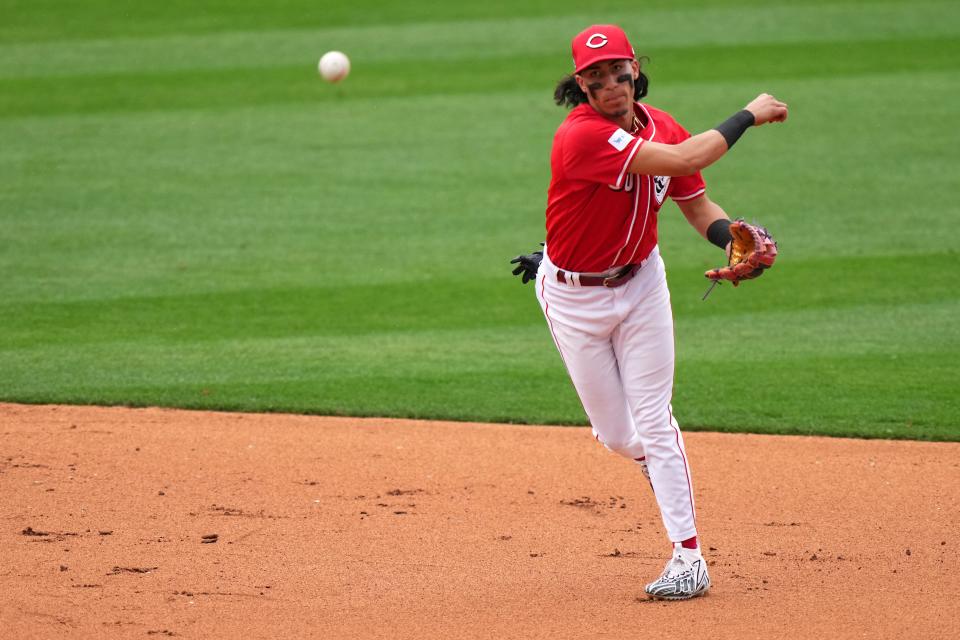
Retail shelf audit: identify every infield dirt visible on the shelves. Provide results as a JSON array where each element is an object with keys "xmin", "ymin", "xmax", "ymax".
[{"xmin": 1, "ymin": 403, "xmax": 957, "ymax": 639}]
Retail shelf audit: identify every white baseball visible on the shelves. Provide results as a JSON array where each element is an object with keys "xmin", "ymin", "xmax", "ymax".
[{"xmin": 318, "ymin": 51, "xmax": 350, "ymax": 83}]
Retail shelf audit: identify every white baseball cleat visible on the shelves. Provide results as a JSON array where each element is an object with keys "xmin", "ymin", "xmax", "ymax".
[{"xmin": 644, "ymin": 543, "xmax": 711, "ymax": 600}]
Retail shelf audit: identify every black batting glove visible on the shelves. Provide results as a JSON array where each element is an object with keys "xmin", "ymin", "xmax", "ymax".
[{"xmin": 509, "ymin": 243, "xmax": 544, "ymax": 284}]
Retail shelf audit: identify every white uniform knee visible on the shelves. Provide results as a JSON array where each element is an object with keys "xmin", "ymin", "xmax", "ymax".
[{"xmin": 596, "ymin": 432, "xmax": 646, "ymax": 461}]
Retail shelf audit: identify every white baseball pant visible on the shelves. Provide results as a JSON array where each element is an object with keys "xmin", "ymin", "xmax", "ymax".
[{"xmin": 536, "ymin": 246, "xmax": 698, "ymax": 542}]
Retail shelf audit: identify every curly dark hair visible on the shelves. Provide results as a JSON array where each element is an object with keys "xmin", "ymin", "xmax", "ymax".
[{"xmin": 554, "ymin": 58, "xmax": 650, "ymax": 108}]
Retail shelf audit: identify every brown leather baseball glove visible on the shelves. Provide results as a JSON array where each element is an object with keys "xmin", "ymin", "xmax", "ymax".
[{"xmin": 704, "ymin": 219, "xmax": 778, "ymax": 286}]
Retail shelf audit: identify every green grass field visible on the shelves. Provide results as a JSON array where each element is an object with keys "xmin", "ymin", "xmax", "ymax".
[{"xmin": 2, "ymin": 0, "xmax": 958, "ymax": 440}]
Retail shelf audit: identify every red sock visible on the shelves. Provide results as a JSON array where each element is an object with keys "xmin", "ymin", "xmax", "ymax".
[{"xmin": 680, "ymin": 536, "xmax": 698, "ymax": 550}]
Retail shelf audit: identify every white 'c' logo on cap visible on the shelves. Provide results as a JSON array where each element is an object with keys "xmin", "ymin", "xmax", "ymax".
[{"xmin": 586, "ymin": 34, "xmax": 608, "ymax": 49}]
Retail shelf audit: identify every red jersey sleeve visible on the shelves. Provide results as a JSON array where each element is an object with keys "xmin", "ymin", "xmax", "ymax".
[
  {"xmin": 561, "ymin": 116, "xmax": 645, "ymax": 189},
  {"xmin": 667, "ymin": 122, "xmax": 707, "ymax": 202}
]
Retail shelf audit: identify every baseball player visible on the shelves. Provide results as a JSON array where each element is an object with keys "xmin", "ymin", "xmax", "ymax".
[{"xmin": 510, "ymin": 24, "xmax": 787, "ymax": 600}]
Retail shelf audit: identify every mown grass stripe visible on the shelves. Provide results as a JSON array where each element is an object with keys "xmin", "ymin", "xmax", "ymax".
[
  {"xmin": 9, "ymin": 0, "xmax": 862, "ymax": 43},
  {"xmin": 3, "ymin": 36, "xmax": 957, "ymax": 119},
  {"xmin": 1, "ymin": 352, "xmax": 955, "ymax": 440},
  {"xmin": 2, "ymin": 1, "xmax": 957, "ymax": 77},
  {"xmin": 0, "ymin": 253, "xmax": 955, "ymax": 348}
]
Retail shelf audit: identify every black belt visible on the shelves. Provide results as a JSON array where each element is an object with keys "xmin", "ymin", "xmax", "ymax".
[{"xmin": 556, "ymin": 263, "xmax": 641, "ymax": 288}]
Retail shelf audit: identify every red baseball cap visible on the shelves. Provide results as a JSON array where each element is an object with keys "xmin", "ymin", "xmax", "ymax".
[{"xmin": 571, "ymin": 25, "xmax": 636, "ymax": 74}]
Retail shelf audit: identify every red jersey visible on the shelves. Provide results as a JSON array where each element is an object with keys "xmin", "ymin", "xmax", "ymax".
[{"xmin": 545, "ymin": 102, "xmax": 707, "ymax": 273}]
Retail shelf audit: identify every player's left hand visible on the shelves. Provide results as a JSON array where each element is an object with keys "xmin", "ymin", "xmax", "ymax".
[
  {"xmin": 510, "ymin": 244, "xmax": 544, "ymax": 284},
  {"xmin": 704, "ymin": 220, "xmax": 777, "ymax": 286}
]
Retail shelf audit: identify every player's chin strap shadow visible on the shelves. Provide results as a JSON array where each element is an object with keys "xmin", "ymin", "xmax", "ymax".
[{"xmin": 701, "ymin": 280, "xmax": 721, "ymax": 301}]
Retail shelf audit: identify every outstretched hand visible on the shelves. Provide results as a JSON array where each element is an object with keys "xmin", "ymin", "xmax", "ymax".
[{"xmin": 509, "ymin": 243, "xmax": 544, "ymax": 284}]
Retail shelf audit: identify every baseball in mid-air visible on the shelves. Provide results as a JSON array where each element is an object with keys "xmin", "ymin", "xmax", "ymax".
[{"xmin": 318, "ymin": 51, "xmax": 350, "ymax": 83}]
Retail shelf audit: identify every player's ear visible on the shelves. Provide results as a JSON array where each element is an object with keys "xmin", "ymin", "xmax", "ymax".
[
  {"xmin": 574, "ymin": 73, "xmax": 588, "ymax": 93},
  {"xmin": 631, "ymin": 59, "xmax": 640, "ymax": 80}
]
